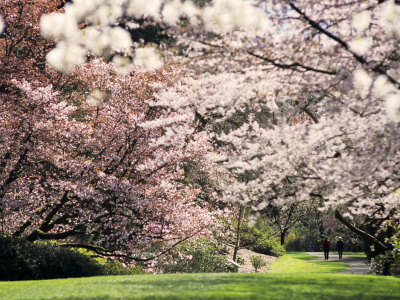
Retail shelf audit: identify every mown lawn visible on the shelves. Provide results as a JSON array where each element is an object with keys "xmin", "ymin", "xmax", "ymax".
[
  {"xmin": 1, "ymin": 252, "xmax": 399, "ymax": 300},
  {"xmin": 345, "ymin": 252, "xmax": 368, "ymax": 258},
  {"xmin": 269, "ymin": 252, "xmax": 349, "ymax": 273}
]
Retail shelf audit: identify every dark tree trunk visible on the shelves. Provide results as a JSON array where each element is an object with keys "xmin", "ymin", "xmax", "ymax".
[
  {"xmin": 233, "ymin": 205, "xmax": 245, "ymax": 262},
  {"xmin": 280, "ymin": 229, "xmax": 287, "ymax": 245}
]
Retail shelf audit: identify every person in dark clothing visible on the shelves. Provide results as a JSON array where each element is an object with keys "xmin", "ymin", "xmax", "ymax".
[
  {"xmin": 321, "ymin": 238, "xmax": 331, "ymax": 260},
  {"xmin": 336, "ymin": 237, "xmax": 344, "ymax": 259}
]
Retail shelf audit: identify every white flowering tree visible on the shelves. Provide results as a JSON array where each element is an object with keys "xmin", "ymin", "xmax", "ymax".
[{"xmin": 134, "ymin": 0, "xmax": 400, "ymax": 256}]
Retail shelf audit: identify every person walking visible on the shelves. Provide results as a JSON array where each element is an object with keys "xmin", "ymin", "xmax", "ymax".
[
  {"xmin": 336, "ymin": 237, "xmax": 344, "ymax": 259},
  {"xmin": 321, "ymin": 237, "xmax": 331, "ymax": 260}
]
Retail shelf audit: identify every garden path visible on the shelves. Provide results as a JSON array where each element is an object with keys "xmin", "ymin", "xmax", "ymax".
[{"xmin": 307, "ymin": 251, "xmax": 370, "ymax": 275}]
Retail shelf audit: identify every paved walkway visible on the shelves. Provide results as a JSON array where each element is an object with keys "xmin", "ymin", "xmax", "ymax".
[{"xmin": 307, "ymin": 252, "xmax": 370, "ymax": 275}]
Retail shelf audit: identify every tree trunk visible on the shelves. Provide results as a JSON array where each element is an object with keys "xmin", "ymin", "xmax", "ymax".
[
  {"xmin": 233, "ymin": 205, "xmax": 245, "ymax": 262},
  {"xmin": 280, "ymin": 229, "xmax": 287, "ymax": 245}
]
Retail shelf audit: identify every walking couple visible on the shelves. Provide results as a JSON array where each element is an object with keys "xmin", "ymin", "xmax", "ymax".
[{"xmin": 321, "ymin": 237, "xmax": 344, "ymax": 260}]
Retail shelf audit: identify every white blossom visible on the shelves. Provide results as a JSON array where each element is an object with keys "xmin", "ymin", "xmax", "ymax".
[
  {"xmin": 46, "ymin": 42, "xmax": 86, "ymax": 73},
  {"xmin": 0, "ymin": 15, "xmax": 4, "ymax": 34},
  {"xmin": 127, "ymin": 0, "xmax": 162, "ymax": 19},
  {"xmin": 202, "ymin": 0, "xmax": 269, "ymax": 33},
  {"xmin": 385, "ymin": 93, "xmax": 400, "ymax": 122},
  {"xmin": 86, "ymin": 89, "xmax": 105, "ymax": 106},
  {"xmin": 353, "ymin": 68, "xmax": 372, "ymax": 93},
  {"xmin": 108, "ymin": 27, "xmax": 133, "ymax": 52},
  {"xmin": 82, "ymin": 27, "xmax": 109, "ymax": 56},
  {"xmin": 64, "ymin": 0, "xmax": 100, "ymax": 22},
  {"xmin": 112, "ymin": 55, "xmax": 133, "ymax": 74},
  {"xmin": 181, "ymin": 1, "xmax": 200, "ymax": 24},
  {"xmin": 40, "ymin": 12, "xmax": 80, "ymax": 41},
  {"xmin": 133, "ymin": 47, "xmax": 163, "ymax": 71},
  {"xmin": 379, "ymin": 0, "xmax": 400, "ymax": 38},
  {"xmin": 352, "ymin": 11, "xmax": 370, "ymax": 32},
  {"xmin": 89, "ymin": 5, "xmax": 122, "ymax": 26},
  {"xmin": 348, "ymin": 37, "xmax": 373, "ymax": 56},
  {"xmin": 373, "ymin": 75, "xmax": 397, "ymax": 98},
  {"xmin": 163, "ymin": 0, "xmax": 184, "ymax": 25}
]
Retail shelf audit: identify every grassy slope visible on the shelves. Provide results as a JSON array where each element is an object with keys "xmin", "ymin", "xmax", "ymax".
[{"xmin": 1, "ymin": 252, "xmax": 399, "ymax": 300}]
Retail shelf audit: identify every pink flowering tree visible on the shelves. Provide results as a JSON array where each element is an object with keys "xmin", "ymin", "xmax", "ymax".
[{"xmin": 0, "ymin": 56, "xmax": 227, "ymax": 263}]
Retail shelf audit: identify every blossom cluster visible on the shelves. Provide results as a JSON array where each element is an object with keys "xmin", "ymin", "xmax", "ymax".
[{"xmin": 39, "ymin": 0, "xmax": 269, "ymax": 73}]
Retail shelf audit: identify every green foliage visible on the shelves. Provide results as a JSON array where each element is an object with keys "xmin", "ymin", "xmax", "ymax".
[
  {"xmin": 73, "ymin": 248, "xmax": 145, "ymax": 275},
  {"xmin": 101, "ymin": 261, "xmax": 145, "ymax": 276},
  {"xmin": 239, "ymin": 223, "xmax": 285, "ymax": 256},
  {"xmin": 371, "ymin": 250, "xmax": 400, "ymax": 276},
  {"xmin": 250, "ymin": 255, "xmax": 267, "ymax": 272},
  {"xmin": 236, "ymin": 256, "xmax": 245, "ymax": 265},
  {"xmin": 0, "ymin": 236, "xmax": 103, "ymax": 280},
  {"xmin": 159, "ymin": 238, "xmax": 236, "ymax": 273},
  {"xmin": 284, "ymin": 232, "xmax": 321, "ymax": 252},
  {"xmin": 0, "ymin": 236, "xmax": 142, "ymax": 281},
  {"xmin": 369, "ymin": 216, "xmax": 400, "ymax": 276}
]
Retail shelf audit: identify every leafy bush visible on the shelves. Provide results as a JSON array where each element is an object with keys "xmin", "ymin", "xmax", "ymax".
[
  {"xmin": 240, "ymin": 223, "xmax": 285, "ymax": 256},
  {"xmin": 102, "ymin": 261, "xmax": 145, "ymax": 275},
  {"xmin": 0, "ymin": 235, "xmax": 142, "ymax": 281},
  {"xmin": 158, "ymin": 238, "xmax": 236, "ymax": 273},
  {"xmin": 250, "ymin": 255, "xmax": 266, "ymax": 272},
  {"xmin": 371, "ymin": 250, "xmax": 400, "ymax": 276},
  {"xmin": 284, "ymin": 234, "xmax": 322, "ymax": 252},
  {"xmin": 236, "ymin": 256, "xmax": 245, "ymax": 265}
]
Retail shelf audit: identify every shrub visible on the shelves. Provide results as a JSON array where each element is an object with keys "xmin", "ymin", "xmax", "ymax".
[
  {"xmin": 371, "ymin": 250, "xmax": 400, "ymax": 276},
  {"xmin": 158, "ymin": 238, "xmax": 236, "ymax": 273},
  {"xmin": 240, "ymin": 223, "xmax": 285, "ymax": 256},
  {"xmin": 250, "ymin": 255, "xmax": 266, "ymax": 272},
  {"xmin": 102, "ymin": 261, "xmax": 145, "ymax": 275},
  {"xmin": 0, "ymin": 235, "xmax": 143, "ymax": 280},
  {"xmin": 236, "ymin": 256, "xmax": 245, "ymax": 265},
  {"xmin": 284, "ymin": 233, "xmax": 322, "ymax": 252},
  {"xmin": 252, "ymin": 237, "xmax": 285, "ymax": 256}
]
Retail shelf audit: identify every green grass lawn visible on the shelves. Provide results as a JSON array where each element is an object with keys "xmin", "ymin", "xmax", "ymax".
[
  {"xmin": 269, "ymin": 252, "xmax": 349, "ymax": 273},
  {"xmin": 345, "ymin": 252, "xmax": 368, "ymax": 258},
  {"xmin": 1, "ymin": 252, "xmax": 399, "ymax": 300}
]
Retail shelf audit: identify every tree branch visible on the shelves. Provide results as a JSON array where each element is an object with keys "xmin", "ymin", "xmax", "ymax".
[
  {"xmin": 334, "ymin": 210, "xmax": 388, "ymax": 252},
  {"xmin": 38, "ymin": 191, "xmax": 69, "ymax": 232},
  {"xmin": 289, "ymin": 1, "xmax": 400, "ymax": 88},
  {"xmin": 247, "ymin": 51, "xmax": 337, "ymax": 76},
  {"xmin": 61, "ymin": 232, "xmax": 199, "ymax": 262},
  {"xmin": 26, "ymin": 228, "xmax": 85, "ymax": 242}
]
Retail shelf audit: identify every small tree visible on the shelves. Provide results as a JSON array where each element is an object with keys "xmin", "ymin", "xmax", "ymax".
[{"xmin": 250, "ymin": 255, "xmax": 267, "ymax": 272}]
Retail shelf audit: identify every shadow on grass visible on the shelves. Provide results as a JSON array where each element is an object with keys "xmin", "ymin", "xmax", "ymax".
[
  {"xmin": 56, "ymin": 273, "xmax": 400, "ymax": 300},
  {"xmin": 3, "ymin": 272, "xmax": 400, "ymax": 300}
]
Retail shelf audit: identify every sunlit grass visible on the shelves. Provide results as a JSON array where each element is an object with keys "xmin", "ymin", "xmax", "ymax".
[
  {"xmin": 1, "ymin": 252, "xmax": 398, "ymax": 300},
  {"xmin": 269, "ymin": 252, "xmax": 348, "ymax": 273},
  {"xmin": 2, "ymin": 272, "xmax": 400, "ymax": 300}
]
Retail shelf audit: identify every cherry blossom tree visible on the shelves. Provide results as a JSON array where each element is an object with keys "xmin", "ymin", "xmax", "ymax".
[
  {"xmin": 0, "ymin": 1, "xmax": 227, "ymax": 264},
  {"xmin": 0, "ymin": 58, "xmax": 227, "ymax": 261}
]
